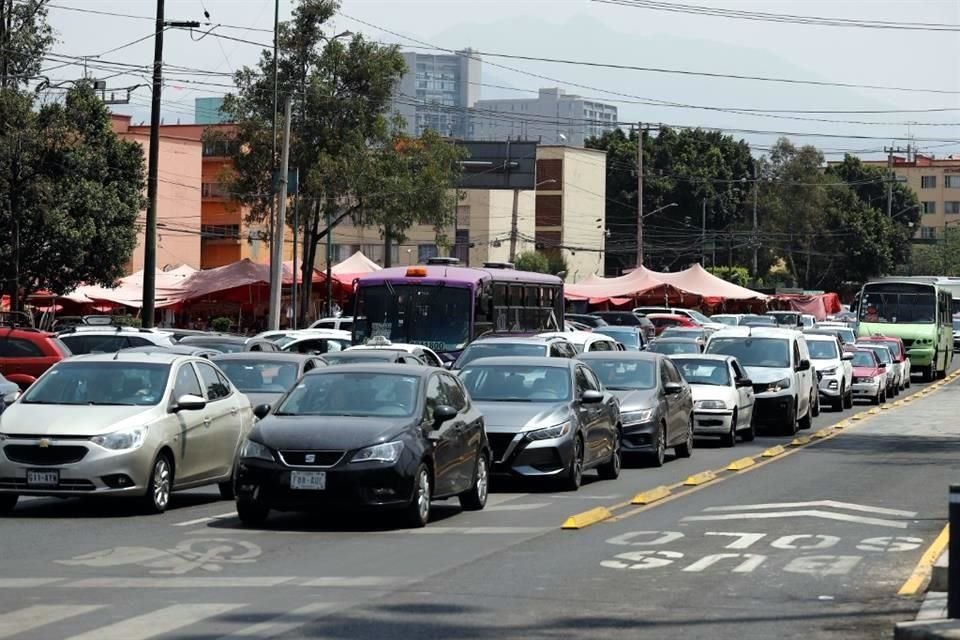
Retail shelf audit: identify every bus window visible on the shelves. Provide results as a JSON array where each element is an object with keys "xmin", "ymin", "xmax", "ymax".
[
  {"xmin": 510, "ymin": 284, "xmax": 523, "ymax": 308},
  {"xmin": 493, "ymin": 284, "xmax": 507, "ymax": 307},
  {"xmin": 526, "ymin": 286, "xmax": 540, "ymax": 307}
]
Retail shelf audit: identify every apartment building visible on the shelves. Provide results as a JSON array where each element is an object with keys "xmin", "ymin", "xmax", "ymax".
[
  {"xmin": 392, "ymin": 50, "xmax": 481, "ymax": 138},
  {"xmin": 863, "ymin": 154, "xmax": 960, "ymax": 240}
]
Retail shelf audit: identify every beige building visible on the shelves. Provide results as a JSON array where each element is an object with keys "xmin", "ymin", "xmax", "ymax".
[
  {"xmin": 323, "ymin": 145, "xmax": 607, "ymax": 283},
  {"xmin": 863, "ymin": 154, "xmax": 960, "ymax": 240}
]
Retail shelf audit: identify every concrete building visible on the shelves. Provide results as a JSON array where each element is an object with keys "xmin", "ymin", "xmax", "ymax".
[
  {"xmin": 194, "ymin": 97, "xmax": 227, "ymax": 125},
  {"xmin": 473, "ymin": 88, "xmax": 618, "ymax": 147},
  {"xmin": 863, "ymin": 154, "xmax": 960, "ymax": 241},
  {"xmin": 393, "ymin": 50, "xmax": 481, "ymax": 138}
]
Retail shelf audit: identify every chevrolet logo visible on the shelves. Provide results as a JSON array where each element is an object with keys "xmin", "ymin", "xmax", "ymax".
[{"xmin": 38, "ymin": 438, "xmax": 50, "ymax": 448}]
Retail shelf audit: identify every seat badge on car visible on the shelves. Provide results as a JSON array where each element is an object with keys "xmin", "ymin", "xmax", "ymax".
[
  {"xmin": 38, "ymin": 438, "xmax": 50, "ymax": 448},
  {"xmin": 305, "ymin": 454, "xmax": 316, "ymax": 464}
]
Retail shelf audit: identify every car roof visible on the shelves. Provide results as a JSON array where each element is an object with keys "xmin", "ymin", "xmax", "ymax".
[
  {"xmin": 470, "ymin": 335, "xmax": 561, "ymax": 345},
  {"xmin": 539, "ymin": 330, "xmax": 610, "ymax": 344},
  {"xmin": 323, "ymin": 350, "xmax": 409, "ymax": 361},
  {"xmin": 667, "ymin": 353, "xmax": 735, "ymax": 363},
  {"xmin": 180, "ymin": 335, "xmax": 246, "ymax": 343},
  {"xmin": 210, "ymin": 352, "xmax": 315, "ymax": 362},
  {"xmin": 460, "ymin": 356, "xmax": 576, "ymax": 368},
  {"xmin": 65, "ymin": 352, "xmax": 186, "ymax": 365},
  {"xmin": 661, "ymin": 326, "xmax": 704, "ymax": 332},
  {"xmin": 285, "ymin": 333, "xmax": 351, "ymax": 343},
  {"xmin": 302, "ymin": 362, "xmax": 429, "ymax": 376},
  {"xmin": 858, "ymin": 342, "xmax": 891, "ymax": 351},
  {"xmin": 803, "ymin": 333, "xmax": 838, "ymax": 342},
  {"xmin": 653, "ymin": 337, "xmax": 700, "ymax": 343},
  {"xmin": 578, "ymin": 351, "xmax": 662, "ymax": 362},
  {"xmin": 593, "ymin": 326, "xmax": 637, "ymax": 332}
]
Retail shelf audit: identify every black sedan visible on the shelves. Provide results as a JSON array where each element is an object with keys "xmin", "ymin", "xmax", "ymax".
[
  {"xmin": 212, "ymin": 352, "xmax": 327, "ymax": 407},
  {"xmin": 457, "ymin": 357, "xmax": 621, "ymax": 490},
  {"xmin": 578, "ymin": 352, "xmax": 694, "ymax": 467},
  {"xmin": 235, "ymin": 364, "xmax": 490, "ymax": 528}
]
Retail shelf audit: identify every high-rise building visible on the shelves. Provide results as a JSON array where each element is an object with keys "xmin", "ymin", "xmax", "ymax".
[
  {"xmin": 392, "ymin": 50, "xmax": 480, "ymax": 138},
  {"xmin": 473, "ymin": 88, "xmax": 618, "ymax": 147},
  {"xmin": 195, "ymin": 97, "xmax": 227, "ymax": 125}
]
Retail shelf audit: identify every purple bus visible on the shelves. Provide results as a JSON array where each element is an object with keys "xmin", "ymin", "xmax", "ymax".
[{"xmin": 351, "ymin": 260, "xmax": 564, "ymax": 357}]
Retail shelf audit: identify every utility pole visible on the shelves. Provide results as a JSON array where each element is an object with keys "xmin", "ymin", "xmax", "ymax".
[
  {"xmin": 268, "ymin": 97, "xmax": 292, "ymax": 331},
  {"xmin": 141, "ymin": 2, "xmax": 199, "ymax": 328},
  {"xmin": 326, "ymin": 211, "xmax": 333, "ymax": 317},
  {"xmin": 884, "ymin": 145, "xmax": 908, "ymax": 218},
  {"xmin": 752, "ymin": 164, "xmax": 759, "ymax": 279},
  {"xmin": 267, "ymin": 0, "xmax": 280, "ymax": 329},
  {"xmin": 635, "ymin": 122, "xmax": 645, "ymax": 268},
  {"xmin": 291, "ymin": 190, "xmax": 299, "ymax": 330},
  {"xmin": 508, "ymin": 188, "xmax": 520, "ymax": 262},
  {"xmin": 701, "ymin": 198, "xmax": 707, "ymax": 266}
]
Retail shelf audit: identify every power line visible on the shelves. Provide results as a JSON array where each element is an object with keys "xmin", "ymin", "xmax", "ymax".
[{"xmin": 34, "ymin": 0, "xmax": 275, "ymax": 33}]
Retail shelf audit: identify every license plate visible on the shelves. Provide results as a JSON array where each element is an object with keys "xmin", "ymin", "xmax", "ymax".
[
  {"xmin": 26, "ymin": 469, "xmax": 59, "ymax": 487},
  {"xmin": 290, "ymin": 471, "xmax": 326, "ymax": 491}
]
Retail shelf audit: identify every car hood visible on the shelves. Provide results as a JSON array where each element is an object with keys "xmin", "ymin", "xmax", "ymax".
[
  {"xmin": 742, "ymin": 366, "xmax": 792, "ymax": 384},
  {"xmin": 242, "ymin": 391, "xmax": 284, "ymax": 409},
  {"xmin": 853, "ymin": 366, "xmax": 882, "ymax": 377},
  {"xmin": 250, "ymin": 415, "xmax": 412, "ymax": 451},
  {"xmin": 811, "ymin": 358, "xmax": 841, "ymax": 372},
  {"xmin": 688, "ymin": 384, "xmax": 735, "ymax": 403},
  {"xmin": 610, "ymin": 388, "xmax": 658, "ymax": 412},
  {"xmin": 0, "ymin": 404, "xmax": 158, "ymax": 436},
  {"xmin": 472, "ymin": 401, "xmax": 570, "ymax": 433}
]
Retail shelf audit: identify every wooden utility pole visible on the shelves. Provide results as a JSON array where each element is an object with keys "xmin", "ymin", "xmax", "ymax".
[
  {"xmin": 635, "ymin": 122, "xmax": 645, "ymax": 268},
  {"xmin": 268, "ymin": 97, "xmax": 293, "ymax": 331}
]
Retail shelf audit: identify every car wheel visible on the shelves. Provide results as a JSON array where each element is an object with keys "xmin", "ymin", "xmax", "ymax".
[
  {"xmin": 218, "ymin": 463, "xmax": 236, "ymax": 500},
  {"xmin": 720, "ymin": 410, "xmax": 736, "ymax": 448},
  {"xmin": 403, "ymin": 464, "xmax": 432, "ymax": 527},
  {"xmin": 872, "ymin": 389, "xmax": 881, "ymax": 405},
  {"xmin": 741, "ymin": 411, "xmax": 756, "ymax": 442},
  {"xmin": 675, "ymin": 416, "xmax": 693, "ymax": 458},
  {"xmin": 561, "ymin": 436, "xmax": 585, "ymax": 491},
  {"xmin": 597, "ymin": 428, "xmax": 622, "ymax": 480},
  {"xmin": 811, "ymin": 392, "xmax": 820, "ymax": 418},
  {"xmin": 459, "ymin": 453, "xmax": 489, "ymax": 511},
  {"xmin": 785, "ymin": 403, "xmax": 799, "ymax": 436},
  {"xmin": 647, "ymin": 423, "xmax": 666, "ymax": 468},
  {"xmin": 880, "ymin": 388, "xmax": 887, "ymax": 404},
  {"xmin": 798, "ymin": 396, "xmax": 812, "ymax": 430},
  {"xmin": 140, "ymin": 453, "xmax": 173, "ymax": 514},
  {"xmin": 0, "ymin": 493, "xmax": 18, "ymax": 515},
  {"xmin": 236, "ymin": 499, "xmax": 269, "ymax": 526},
  {"xmin": 843, "ymin": 387, "xmax": 853, "ymax": 409},
  {"xmin": 832, "ymin": 388, "xmax": 843, "ymax": 412}
]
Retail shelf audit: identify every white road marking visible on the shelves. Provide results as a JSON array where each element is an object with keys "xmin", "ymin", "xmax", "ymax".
[
  {"xmin": 61, "ymin": 577, "xmax": 296, "ymax": 589},
  {"xmin": 485, "ymin": 493, "xmax": 530, "ymax": 507},
  {"xmin": 298, "ymin": 577, "xmax": 411, "ymax": 587},
  {"xmin": 606, "ymin": 531, "xmax": 684, "ymax": 546},
  {"xmin": 0, "ymin": 578, "xmax": 65, "ymax": 588},
  {"xmin": 0, "ymin": 605, "xmax": 104, "ymax": 639},
  {"xmin": 771, "ymin": 534, "xmax": 841, "ymax": 550},
  {"xmin": 703, "ymin": 501, "xmax": 916, "ymax": 517},
  {"xmin": 857, "ymin": 536, "xmax": 924, "ymax": 552},
  {"xmin": 683, "ymin": 510, "xmax": 909, "ymax": 528},
  {"xmin": 172, "ymin": 511, "xmax": 239, "ymax": 527},
  {"xmin": 600, "ymin": 550, "xmax": 683, "ymax": 570},
  {"xmin": 374, "ymin": 526, "xmax": 549, "ymax": 535},
  {"xmin": 216, "ymin": 603, "xmax": 336, "ymax": 638},
  {"xmin": 704, "ymin": 532, "xmax": 767, "ymax": 549},
  {"xmin": 484, "ymin": 502, "xmax": 550, "ymax": 512},
  {"xmin": 64, "ymin": 603, "xmax": 244, "ymax": 640},
  {"xmin": 782, "ymin": 555, "xmax": 862, "ymax": 577},
  {"xmin": 682, "ymin": 553, "xmax": 766, "ymax": 573}
]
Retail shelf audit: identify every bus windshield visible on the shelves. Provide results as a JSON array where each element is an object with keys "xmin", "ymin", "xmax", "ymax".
[
  {"xmin": 860, "ymin": 285, "xmax": 936, "ymax": 324},
  {"xmin": 353, "ymin": 284, "xmax": 472, "ymax": 352}
]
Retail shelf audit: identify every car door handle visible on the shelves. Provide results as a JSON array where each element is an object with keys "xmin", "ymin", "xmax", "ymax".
[
  {"xmin": 203, "ymin": 417, "xmax": 211, "ymax": 426},
  {"xmin": 230, "ymin": 407, "xmax": 239, "ymax": 415}
]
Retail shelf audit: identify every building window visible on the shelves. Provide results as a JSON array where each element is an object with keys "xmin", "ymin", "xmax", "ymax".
[
  {"xmin": 922, "ymin": 201, "xmax": 937, "ymax": 214},
  {"xmin": 202, "ymin": 140, "xmax": 237, "ymax": 158},
  {"xmin": 201, "ymin": 182, "xmax": 229, "ymax": 198},
  {"xmin": 921, "ymin": 176, "xmax": 937, "ymax": 189},
  {"xmin": 454, "ymin": 229, "xmax": 470, "ymax": 263},
  {"xmin": 946, "ymin": 176, "xmax": 960, "ymax": 188},
  {"xmin": 946, "ymin": 202, "xmax": 960, "ymax": 214},
  {"xmin": 920, "ymin": 226, "xmax": 938, "ymax": 240},
  {"xmin": 418, "ymin": 245, "xmax": 439, "ymax": 263},
  {"xmin": 361, "ymin": 244, "xmax": 400, "ymax": 266},
  {"xmin": 200, "ymin": 224, "xmax": 240, "ymax": 240}
]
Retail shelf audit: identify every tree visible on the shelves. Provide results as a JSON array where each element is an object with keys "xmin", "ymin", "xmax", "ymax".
[
  {"xmin": 0, "ymin": 0, "xmax": 54, "ymax": 89},
  {"xmin": 0, "ymin": 85, "xmax": 146, "ymax": 306},
  {"xmin": 707, "ymin": 266, "xmax": 751, "ymax": 287},
  {"xmin": 219, "ymin": 0, "xmax": 461, "ymax": 323},
  {"xmin": 514, "ymin": 251, "xmax": 549, "ymax": 274}
]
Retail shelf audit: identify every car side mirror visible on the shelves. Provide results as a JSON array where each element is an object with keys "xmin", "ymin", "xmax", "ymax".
[
  {"xmin": 253, "ymin": 403, "xmax": 272, "ymax": 420},
  {"xmin": 841, "ymin": 353, "xmax": 854, "ymax": 361},
  {"xmin": 879, "ymin": 362, "xmax": 887, "ymax": 369},
  {"xmin": 796, "ymin": 359, "xmax": 811, "ymax": 372},
  {"xmin": 433, "ymin": 405, "xmax": 458, "ymax": 425},
  {"xmin": 175, "ymin": 394, "xmax": 206, "ymax": 412},
  {"xmin": 580, "ymin": 390, "xmax": 604, "ymax": 404},
  {"xmin": 736, "ymin": 378, "xmax": 753, "ymax": 388},
  {"xmin": 663, "ymin": 382, "xmax": 683, "ymax": 395},
  {"xmin": 443, "ymin": 361, "xmax": 454, "ymax": 370}
]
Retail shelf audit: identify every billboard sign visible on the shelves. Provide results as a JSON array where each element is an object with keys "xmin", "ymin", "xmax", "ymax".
[{"xmin": 455, "ymin": 141, "xmax": 537, "ymax": 190}]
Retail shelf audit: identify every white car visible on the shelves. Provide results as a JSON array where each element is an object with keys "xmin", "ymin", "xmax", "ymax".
[
  {"xmin": 710, "ymin": 314, "xmax": 743, "ymax": 327},
  {"xmin": 308, "ymin": 316, "xmax": 354, "ymax": 332},
  {"xmin": 57, "ymin": 326, "xmax": 175, "ymax": 355},
  {"xmin": 537, "ymin": 330, "xmax": 620, "ymax": 353},
  {"xmin": 671, "ymin": 354, "xmax": 755, "ymax": 446},
  {"xmin": 346, "ymin": 338, "xmax": 444, "ymax": 367},
  {"xmin": 280, "ymin": 331, "xmax": 353, "ymax": 355},
  {"xmin": 805, "ymin": 333, "xmax": 853, "ymax": 411},
  {"xmin": 801, "ymin": 314, "xmax": 817, "ymax": 330}
]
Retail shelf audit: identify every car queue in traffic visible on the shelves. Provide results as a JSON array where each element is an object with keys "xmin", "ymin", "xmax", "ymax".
[{"xmin": 0, "ymin": 274, "xmax": 927, "ymax": 530}]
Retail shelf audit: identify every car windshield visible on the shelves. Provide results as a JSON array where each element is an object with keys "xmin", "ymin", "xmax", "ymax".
[
  {"xmin": 594, "ymin": 328, "xmax": 639, "ymax": 348},
  {"xmin": 808, "ymin": 341, "xmax": 838, "ymax": 360},
  {"xmin": 836, "ymin": 328, "xmax": 856, "ymax": 343},
  {"xmin": 660, "ymin": 328, "xmax": 703, "ymax": 340},
  {"xmin": 284, "ymin": 339, "xmax": 349, "ymax": 355},
  {"xmin": 859, "ymin": 286, "xmax": 936, "ymax": 324},
  {"xmin": 22, "ymin": 362, "xmax": 170, "ymax": 406},
  {"xmin": 712, "ymin": 316, "xmax": 739, "ymax": 326},
  {"xmin": 863, "ymin": 346, "xmax": 891, "ymax": 364},
  {"xmin": 650, "ymin": 340, "xmax": 700, "ymax": 355},
  {"xmin": 460, "ymin": 364, "xmax": 571, "ymax": 402},
  {"xmin": 740, "ymin": 316, "xmax": 776, "ymax": 326},
  {"xmin": 188, "ymin": 341, "xmax": 244, "ymax": 353},
  {"xmin": 596, "ymin": 313, "xmax": 641, "ymax": 326},
  {"xmin": 672, "ymin": 359, "xmax": 731, "ymax": 386},
  {"xmin": 878, "ymin": 341, "xmax": 902, "ymax": 358},
  {"xmin": 685, "ymin": 309, "xmax": 712, "ymax": 324},
  {"xmin": 455, "ymin": 343, "xmax": 545, "ymax": 367},
  {"xmin": 587, "ymin": 359, "xmax": 656, "ymax": 391},
  {"xmin": 274, "ymin": 372, "xmax": 419, "ymax": 417},
  {"xmin": 954, "ymin": 319, "xmax": 960, "ymax": 331},
  {"xmin": 852, "ymin": 351, "xmax": 877, "ymax": 367},
  {"xmin": 216, "ymin": 360, "xmax": 300, "ymax": 393},
  {"xmin": 768, "ymin": 313, "xmax": 800, "ymax": 326},
  {"xmin": 353, "ymin": 284, "xmax": 475, "ymax": 352},
  {"xmin": 706, "ymin": 337, "xmax": 790, "ymax": 368}
]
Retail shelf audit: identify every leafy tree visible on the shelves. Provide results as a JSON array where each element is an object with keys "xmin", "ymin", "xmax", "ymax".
[
  {"xmin": 546, "ymin": 251, "xmax": 569, "ymax": 278},
  {"xmin": 707, "ymin": 266, "xmax": 751, "ymax": 287},
  {"xmin": 514, "ymin": 251, "xmax": 549, "ymax": 274},
  {"xmin": 0, "ymin": 0, "xmax": 54, "ymax": 89}
]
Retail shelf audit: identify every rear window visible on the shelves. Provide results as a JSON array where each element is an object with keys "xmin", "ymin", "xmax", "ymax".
[
  {"xmin": 706, "ymin": 337, "xmax": 790, "ymax": 368},
  {"xmin": 60, "ymin": 334, "xmax": 130, "ymax": 355},
  {"xmin": 808, "ymin": 340, "xmax": 838, "ymax": 360},
  {"xmin": 455, "ymin": 343, "xmax": 546, "ymax": 368}
]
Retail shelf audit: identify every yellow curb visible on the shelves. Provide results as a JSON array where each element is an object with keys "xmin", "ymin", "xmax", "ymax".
[
  {"xmin": 893, "ymin": 400, "xmax": 902, "ymax": 406},
  {"xmin": 790, "ymin": 436, "xmax": 811, "ymax": 446},
  {"xmin": 761, "ymin": 445, "xmax": 785, "ymax": 457},
  {"xmin": 851, "ymin": 413, "xmax": 865, "ymax": 420},
  {"xmin": 683, "ymin": 470, "xmax": 717, "ymax": 486},
  {"xmin": 812, "ymin": 428, "xmax": 833, "ymax": 439},
  {"xmin": 631, "ymin": 485, "xmax": 672, "ymax": 505},
  {"xmin": 898, "ymin": 524, "xmax": 950, "ymax": 596},
  {"xmin": 868, "ymin": 408, "xmax": 881, "ymax": 415},
  {"xmin": 562, "ymin": 506, "xmax": 614, "ymax": 530},
  {"xmin": 726, "ymin": 456, "xmax": 757, "ymax": 471},
  {"xmin": 834, "ymin": 420, "xmax": 850, "ymax": 429},
  {"xmin": 881, "ymin": 404, "xmax": 892, "ymax": 410}
]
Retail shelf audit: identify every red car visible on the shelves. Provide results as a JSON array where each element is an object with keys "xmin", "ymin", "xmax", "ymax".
[
  {"xmin": 850, "ymin": 348, "xmax": 887, "ymax": 405},
  {"xmin": 0, "ymin": 327, "xmax": 71, "ymax": 390},
  {"xmin": 857, "ymin": 335, "xmax": 910, "ymax": 390},
  {"xmin": 645, "ymin": 313, "xmax": 698, "ymax": 336}
]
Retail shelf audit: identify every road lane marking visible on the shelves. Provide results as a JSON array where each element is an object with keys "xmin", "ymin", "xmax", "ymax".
[
  {"xmin": 631, "ymin": 486, "xmax": 671, "ymax": 505},
  {"xmin": 562, "ymin": 507, "xmax": 614, "ymax": 530},
  {"xmin": 683, "ymin": 471, "xmax": 716, "ymax": 486},
  {"xmin": 173, "ymin": 511, "xmax": 239, "ymax": 527},
  {"xmin": 726, "ymin": 457, "xmax": 756, "ymax": 471},
  {"xmin": 379, "ymin": 526, "xmax": 551, "ymax": 534},
  {"xmin": 216, "ymin": 603, "xmax": 337, "ymax": 639},
  {"xmin": 0, "ymin": 578, "xmax": 65, "ymax": 588},
  {"xmin": 899, "ymin": 524, "xmax": 950, "ymax": 596},
  {"xmin": 703, "ymin": 501, "xmax": 916, "ymax": 517},
  {"xmin": 484, "ymin": 502, "xmax": 550, "ymax": 512},
  {"xmin": 61, "ymin": 577, "xmax": 296, "ymax": 589},
  {"xmin": 298, "ymin": 577, "xmax": 411, "ymax": 587},
  {"xmin": 683, "ymin": 509, "xmax": 910, "ymax": 528},
  {"xmin": 64, "ymin": 603, "xmax": 244, "ymax": 640},
  {"xmin": 0, "ymin": 605, "xmax": 105, "ymax": 639},
  {"xmin": 484, "ymin": 493, "xmax": 530, "ymax": 507}
]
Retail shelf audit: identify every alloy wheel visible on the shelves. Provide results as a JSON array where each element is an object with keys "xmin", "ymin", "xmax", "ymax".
[
  {"xmin": 475, "ymin": 456, "xmax": 488, "ymax": 505},
  {"xmin": 152, "ymin": 457, "xmax": 171, "ymax": 511},
  {"xmin": 416, "ymin": 468, "xmax": 431, "ymax": 523}
]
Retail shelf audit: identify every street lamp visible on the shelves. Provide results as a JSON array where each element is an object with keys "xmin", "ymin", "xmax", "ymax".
[{"xmin": 642, "ymin": 202, "xmax": 677, "ymax": 219}]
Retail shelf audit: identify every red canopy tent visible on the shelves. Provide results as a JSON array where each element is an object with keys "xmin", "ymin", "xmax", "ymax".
[{"xmin": 770, "ymin": 293, "xmax": 842, "ymax": 320}]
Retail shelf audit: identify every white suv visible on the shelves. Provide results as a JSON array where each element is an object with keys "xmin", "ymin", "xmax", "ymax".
[
  {"xmin": 705, "ymin": 327, "xmax": 817, "ymax": 435},
  {"xmin": 57, "ymin": 326, "xmax": 175, "ymax": 355},
  {"xmin": 805, "ymin": 333, "xmax": 853, "ymax": 411}
]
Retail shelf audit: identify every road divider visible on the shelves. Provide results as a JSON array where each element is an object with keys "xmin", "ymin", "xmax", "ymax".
[
  {"xmin": 812, "ymin": 428, "xmax": 833, "ymax": 439},
  {"xmin": 790, "ymin": 436, "xmax": 811, "ymax": 446},
  {"xmin": 631, "ymin": 486, "xmax": 671, "ymax": 505},
  {"xmin": 898, "ymin": 524, "xmax": 950, "ymax": 597},
  {"xmin": 726, "ymin": 457, "xmax": 756, "ymax": 471},
  {"xmin": 684, "ymin": 471, "xmax": 717, "ymax": 486},
  {"xmin": 562, "ymin": 507, "xmax": 614, "ymax": 530},
  {"xmin": 762, "ymin": 445, "xmax": 786, "ymax": 457}
]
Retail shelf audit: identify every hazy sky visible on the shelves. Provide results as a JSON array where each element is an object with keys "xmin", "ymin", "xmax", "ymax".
[{"xmin": 39, "ymin": 0, "xmax": 960, "ymax": 159}]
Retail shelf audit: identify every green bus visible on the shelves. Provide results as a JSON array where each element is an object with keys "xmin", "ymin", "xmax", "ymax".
[{"xmin": 856, "ymin": 279, "xmax": 953, "ymax": 381}]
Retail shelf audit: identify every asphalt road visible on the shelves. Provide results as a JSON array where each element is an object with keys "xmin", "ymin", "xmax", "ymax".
[{"xmin": 1, "ymin": 366, "xmax": 957, "ymax": 639}]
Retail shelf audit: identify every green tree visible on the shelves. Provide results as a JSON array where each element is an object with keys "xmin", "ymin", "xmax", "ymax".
[
  {"xmin": 546, "ymin": 251, "xmax": 569, "ymax": 278},
  {"xmin": 707, "ymin": 266, "xmax": 751, "ymax": 287},
  {"xmin": 514, "ymin": 251, "xmax": 550, "ymax": 274},
  {"xmin": 0, "ymin": 0, "xmax": 54, "ymax": 88}
]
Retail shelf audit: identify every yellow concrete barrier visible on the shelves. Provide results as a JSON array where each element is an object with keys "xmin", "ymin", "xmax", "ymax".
[
  {"xmin": 631, "ymin": 485, "xmax": 671, "ymax": 505},
  {"xmin": 790, "ymin": 436, "xmax": 811, "ymax": 446},
  {"xmin": 562, "ymin": 506, "xmax": 614, "ymax": 530},
  {"xmin": 683, "ymin": 471, "xmax": 717, "ymax": 486},
  {"xmin": 761, "ymin": 445, "xmax": 785, "ymax": 457},
  {"xmin": 812, "ymin": 428, "xmax": 833, "ymax": 439},
  {"xmin": 868, "ymin": 408, "xmax": 881, "ymax": 415},
  {"xmin": 726, "ymin": 457, "xmax": 756, "ymax": 471}
]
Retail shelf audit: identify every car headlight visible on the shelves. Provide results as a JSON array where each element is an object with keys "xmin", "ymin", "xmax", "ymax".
[
  {"xmin": 621, "ymin": 409, "xmax": 655, "ymax": 424},
  {"xmin": 695, "ymin": 399, "xmax": 728, "ymax": 410},
  {"xmin": 819, "ymin": 367, "xmax": 837, "ymax": 376},
  {"xmin": 765, "ymin": 378, "xmax": 792, "ymax": 393},
  {"xmin": 526, "ymin": 422, "xmax": 572, "ymax": 441},
  {"xmin": 240, "ymin": 438, "xmax": 274, "ymax": 461},
  {"xmin": 90, "ymin": 428, "xmax": 146, "ymax": 451},
  {"xmin": 351, "ymin": 441, "xmax": 404, "ymax": 464}
]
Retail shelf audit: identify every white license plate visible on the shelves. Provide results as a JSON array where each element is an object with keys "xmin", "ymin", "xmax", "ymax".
[
  {"xmin": 26, "ymin": 469, "xmax": 59, "ymax": 487},
  {"xmin": 290, "ymin": 471, "xmax": 326, "ymax": 491}
]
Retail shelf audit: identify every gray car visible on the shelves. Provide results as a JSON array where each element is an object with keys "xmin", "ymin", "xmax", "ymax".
[
  {"xmin": 212, "ymin": 353, "xmax": 328, "ymax": 408},
  {"xmin": 458, "ymin": 357, "xmax": 621, "ymax": 490},
  {"xmin": 0, "ymin": 373, "xmax": 19, "ymax": 414},
  {"xmin": 451, "ymin": 335, "xmax": 577, "ymax": 371},
  {"xmin": 578, "ymin": 352, "xmax": 694, "ymax": 467}
]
